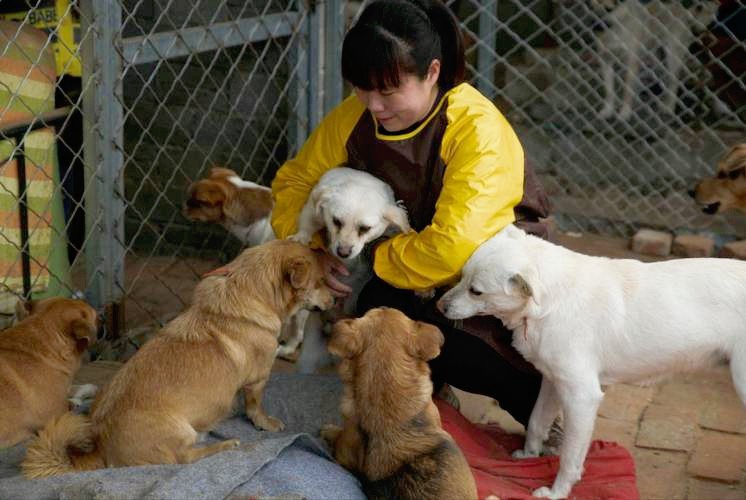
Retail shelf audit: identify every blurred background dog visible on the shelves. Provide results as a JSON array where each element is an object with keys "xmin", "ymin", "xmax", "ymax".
[{"xmin": 593, "ymin": 0, "xmax": 719, "ymax": 120}]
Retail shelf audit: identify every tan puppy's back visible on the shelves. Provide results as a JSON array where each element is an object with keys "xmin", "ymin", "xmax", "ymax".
[
  {"xmin": 0, "ymin": 298, "xmax": 97, "ymax": 448},
  {"xmin": 324, "ymin": 307, "xmax": 477, "ymax": 500}
]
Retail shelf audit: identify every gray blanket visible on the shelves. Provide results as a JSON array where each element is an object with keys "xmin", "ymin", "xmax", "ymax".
[{"xmin": 0, "ymin": 373, "xmax": 366, "ymax": 500}]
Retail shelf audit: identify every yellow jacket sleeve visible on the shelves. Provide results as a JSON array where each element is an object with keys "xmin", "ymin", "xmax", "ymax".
[
  {"xmin": 271, "ymin": 95, "xmax": 366, "ymax": 239},
  {"xmin": 373, "ymin": 85, "xmax": 524, "ymax": 290}
]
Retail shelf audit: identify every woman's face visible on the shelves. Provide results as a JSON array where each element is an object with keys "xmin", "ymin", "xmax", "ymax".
[{"xmin": 354, "ymin": 60, "xmax": 440, "ymax": 133}]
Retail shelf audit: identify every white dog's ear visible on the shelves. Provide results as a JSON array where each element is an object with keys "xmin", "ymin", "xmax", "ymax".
[
  {"xmin": 509, "ymin": 272, "xmax": 540, "ymax": 306},
  {"xmin": 383, "ymin": 204, "xmax": 411, "ymax": 234},
  {"xmin": 311, "ymin": 187, "xmax": 333, "ymax": 219}
]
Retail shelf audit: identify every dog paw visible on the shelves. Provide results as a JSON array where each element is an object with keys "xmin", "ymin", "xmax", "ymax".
[
  {"xmin": 512, "ymin": 448, "xmax": 539, "ymax": 459},
  {"xmin": 255, "ymin": 415, "xmax": 285, "ymax": 432},
  {"xmin": 532, "ymin": 486, "xmax": 564, "ymax": 499},
  {"xmin": 320, "ymin": 424, "xmax": 342, "ymax": 444},
  {"xmin": 289, "ymin": 232, "xmax": 311, "ymax": 245},
  {"xmin": 275, "ymin": 344, "xmax": 298, "ymax": 359}
]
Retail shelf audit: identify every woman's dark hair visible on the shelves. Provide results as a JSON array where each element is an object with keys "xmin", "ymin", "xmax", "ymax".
[{"xmin": 341, "ymin": 0, "xmax": 465, "ymax": 91}]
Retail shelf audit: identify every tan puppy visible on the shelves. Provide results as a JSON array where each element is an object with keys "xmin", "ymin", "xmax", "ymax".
[
  {"xmin": 691, "ymin": 143, "xmax": 746, "ymax": 214},
  {"xmin": 0, "ymin": 298, "xmax": 98, "ymax": 449},
  {"xmin": 183, "ymin": 166, "xmax": 274, "ymax": 246},
  {"xmin": 22, "ymin": 240, "xmax": 334, "ymax": 478},
  {"xmin": 183, "ymin": 166, "xmax": 310, "ymax": 360},
  {"xmin": 321, "ymin": 307, "xmax": 477, "ymax": 500}
]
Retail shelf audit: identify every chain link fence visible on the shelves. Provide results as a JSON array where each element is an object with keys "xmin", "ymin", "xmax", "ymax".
[{"xmin": 0, "ymin": 0, "xmax": 744, "ymax": 353}]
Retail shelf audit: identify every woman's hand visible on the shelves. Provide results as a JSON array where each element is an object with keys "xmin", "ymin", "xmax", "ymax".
[{"xmin": 316, "ymin": 250, "xmax": 352, "ymax": 298}]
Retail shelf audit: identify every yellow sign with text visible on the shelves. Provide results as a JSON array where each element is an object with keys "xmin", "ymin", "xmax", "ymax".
[{"xmin": 0, "ymin": 0, "xmax": 81, "ymax": 78}]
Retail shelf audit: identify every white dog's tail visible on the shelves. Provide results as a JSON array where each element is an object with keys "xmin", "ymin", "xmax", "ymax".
[{"xmin": 22, "ymin": 412, "xmax": 104, "ymax": 478}]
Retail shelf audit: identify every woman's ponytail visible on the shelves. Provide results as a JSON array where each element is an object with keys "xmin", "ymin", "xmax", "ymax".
[{"xmin": 412, "ymin": 0, "xmax": 465, "ymax": 89}]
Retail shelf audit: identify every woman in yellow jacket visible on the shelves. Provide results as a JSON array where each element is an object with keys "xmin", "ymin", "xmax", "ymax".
[{"xmin": 271, "ymin": 0, "xmax": 550, "ymax": 426}]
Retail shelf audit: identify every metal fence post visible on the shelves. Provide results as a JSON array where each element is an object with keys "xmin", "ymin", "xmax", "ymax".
[
  {"xmin": 80, "ymin": 0, "xmax": 126, "ymax": 333},
  {"xmin": 324, "ymin": 0, "xmax": 344, "ymax": 113},
  {"xmin": 308, "ymin": 0, "xmax": 325, "ymax": 129},
  {"xmin": 477, "ymin": 0, "xmax": 498, "ymax": 100}
]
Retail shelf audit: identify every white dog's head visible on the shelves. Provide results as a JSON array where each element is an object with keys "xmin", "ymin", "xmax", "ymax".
[
  {"xmin": 311, "ymin": 168, "xmax": 410, "ymax": 260},
  {"xmin": 437, "ymin": 225, "xmax": 540, "ymax": 324}
]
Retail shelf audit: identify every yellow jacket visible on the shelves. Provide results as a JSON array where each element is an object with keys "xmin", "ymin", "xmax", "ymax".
[{"xmin": 271, "ymin": 83, "xmax": 524, "ymax": 290}]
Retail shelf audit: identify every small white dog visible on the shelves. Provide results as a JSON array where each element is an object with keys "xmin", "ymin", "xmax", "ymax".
[
  {"xmin": 438, "ymin": 224, "xmax": 746, "ymax": 499},
  {"xmin": 292, "ymin": 166, "xmax": 411, "ymax": 372},
  {"xmin": 594, "ymin": 0, "xmax": 718, "ymax": 120}
]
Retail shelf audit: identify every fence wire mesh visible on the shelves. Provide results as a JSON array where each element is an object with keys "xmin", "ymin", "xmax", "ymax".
[{"xmin": 0, "ymin": 0, "xmax": 744, "ymax": 355}]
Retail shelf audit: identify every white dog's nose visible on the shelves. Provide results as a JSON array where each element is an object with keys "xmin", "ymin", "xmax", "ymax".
[
  {"xmin": 336, "ymin": 246, "xmax": 352, "ymax": 259},
  {"xmin": 436, "ymin": 298, "xmax": 448, "ymax": 315}
]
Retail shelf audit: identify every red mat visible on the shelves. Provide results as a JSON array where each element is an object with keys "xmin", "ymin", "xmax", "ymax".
[{"xmin": 436, "ymin": 400, "xmax": 639, "ymax": 500}]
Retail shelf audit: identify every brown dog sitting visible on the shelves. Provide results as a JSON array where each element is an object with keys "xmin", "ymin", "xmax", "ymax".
[
  {"xmin": 690, "ymin": 143, "xmax": 746, "ymax": 214},
  {"xmin": 321, "ymin": 307, "xmax": 477, "ymax": 500},
  {"xmin": 0, "ymin": 298, "xmax": 98, "ymax": 449},
  {"xmin": 22, "ymin": 240, "xmax": 334, "ymax": 478}
]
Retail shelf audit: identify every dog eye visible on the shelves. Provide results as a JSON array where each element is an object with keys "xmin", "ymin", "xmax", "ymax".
[
  {"xmin": 358, "ymin": 225, "xmax": 371, "ymax": 235},
  {"xmin": 717, "ymin": 171, "xmax": 727, "ymax": 179},
  {"xmin": 728, "ymin": 169, "xmax": 742, "ymax": 180},
  {"xmin": 332, "ymin": 217, "xmax": 342, "ymax": 228},
  {"xmin": 469, "ymin": 287, "xmax": 482, "ymax": 296}
]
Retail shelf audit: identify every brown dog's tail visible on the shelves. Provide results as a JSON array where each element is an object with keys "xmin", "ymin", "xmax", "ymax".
[{"xmin": 22, "ymin": 412, "xmax": 104, "ymax": 478}]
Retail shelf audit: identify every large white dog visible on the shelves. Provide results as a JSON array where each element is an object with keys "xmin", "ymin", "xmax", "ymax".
[{"xmin": 437, "ymin": 224, "xmax": 746, "ymax": 499}]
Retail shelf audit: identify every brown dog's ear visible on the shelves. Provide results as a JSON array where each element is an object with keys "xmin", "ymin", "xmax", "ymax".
[
  {"xmin": 70, "ymin": 318, "xmax": 96, "ymax": 340},
  {"xmin": 189, "ymin": 179, "xmax": 229, "ymax": 207},
  {"xmin": 328, "ymin": 318, "xmax": 364, "ymax": 358},
  {"xmin": 230, "ymin": 188, "xmax": 273, "ymax": 225},
  {"xmin": 284, "ymin": 256, "xmax": 311, "ymax": 289},
  {"xmin": 408, "ymin": 321, "xmax": 444, "ymax": 361}
]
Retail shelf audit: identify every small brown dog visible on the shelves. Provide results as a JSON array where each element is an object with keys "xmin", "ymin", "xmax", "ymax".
[
  {"xmin": 321, "ymin": 307, "xmax": 477, "ymax": 500},
  {"xmin": 22, "ymin": 240, "xmax": 334, "ymax": 478},
  {"xmin": 0, "ymin": 297, "xmax": 98, "ymax": 449},
  {"xmin": 183, "ymin": 166, "xmax": 274, "ymax": 246},
  {"xmin": 691, "ymin": 143, "xmax": 746, "ymax": 214}
]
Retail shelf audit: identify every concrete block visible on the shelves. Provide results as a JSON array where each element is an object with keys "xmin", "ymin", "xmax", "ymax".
[
  {"xmin": 631, "ymin": 229, "xmax": 672, "ymax": 257},
  {"xmin": 671, "ymin": 234, "xmax": 715, "ymax": 258},
  {"xmin": 719, "ymin": 240, "xmax": 746, "ymax": 260}
]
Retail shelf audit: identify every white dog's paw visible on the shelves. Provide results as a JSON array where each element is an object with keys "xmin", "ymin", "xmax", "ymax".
[
  {"xmin": 275, "ymin": 343, "xmax": 298, "ymax": 359},
  {"xmin": 532, "ymin": 486, "xmax": 564, "ymax": 499},
  {"xmin": 512, "ymin": 448, "xmax": 539, "ymax": 459},
  {"xmin": 289, "ymin": 232, "xmax": 312, "ymax": 245}
]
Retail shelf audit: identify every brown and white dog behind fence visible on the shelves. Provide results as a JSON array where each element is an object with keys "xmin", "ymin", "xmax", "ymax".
[
  {"xmin": 0, "ymin": 298, "xmax": 98, "ymax": 449},
  {"xmin": 183, "ymin": 166, "xmax": 311, "ymax": 360},
  {"xmin": 22, "ymin": 240, "xmax": 335, "ymax": 478},
  {"xmin": 321, "ymin": 307, "xmax": 477, "ymax": 500},
  {"xmin": 690, "ymin": 143, "xmax": 746, "ymax": 214}
]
